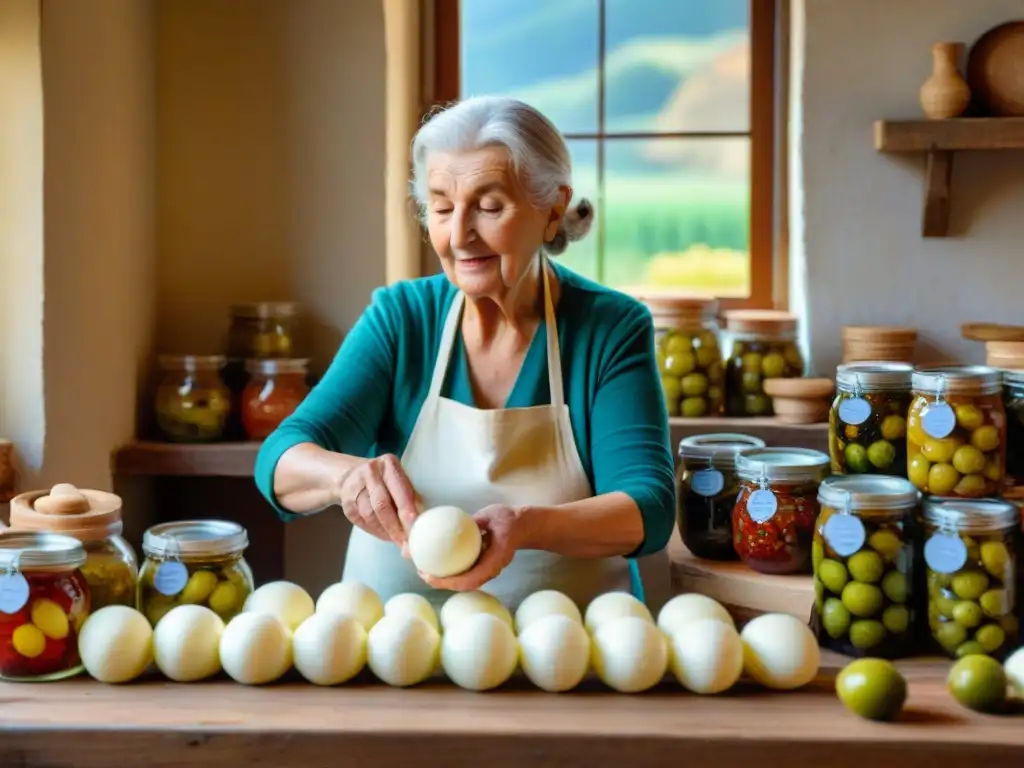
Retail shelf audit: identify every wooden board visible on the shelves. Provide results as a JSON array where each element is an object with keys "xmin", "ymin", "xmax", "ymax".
[
  {"xmin": 112, "ymin": 441, "xmax": 262, "ymax": 477},
  {"xmin": 873, "ymin": 117, "xmax": 1024, "ymax": 151},
  {"xmin": 0, "ymin": 657, "xmax": 1021, "ymax": 768}
]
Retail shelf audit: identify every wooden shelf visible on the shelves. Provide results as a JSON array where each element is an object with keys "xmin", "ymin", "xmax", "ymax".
[
  {"xmin": 669, "ymin": 416, "xmax": 829, "ymax": 456},
  {"xmin": 112, "ymin": 441, "xmax": 261, "ymax": 477},
  {"xmin": 873, "ymin": 117, "xmax": 1024, "ymax": 238}
]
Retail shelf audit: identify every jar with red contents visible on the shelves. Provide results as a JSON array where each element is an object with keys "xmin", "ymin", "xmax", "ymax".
[
  {"xmin": 732, "ymin": 447, "xmax": 830, "ymax": 575},
  {"xmin": 0, "ymin": 531, "xmax": 90, "ymax": 682},
  {"xmin": 241, "ymin": 358, "xmax": 311, "ymax": 440}
]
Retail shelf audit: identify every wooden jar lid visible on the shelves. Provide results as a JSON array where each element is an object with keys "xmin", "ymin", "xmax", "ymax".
[
  {"xmin": 9, "ymin": 484, "xmax": 124, "ymax": 541},
  {"xmin": 723, "ymin": 309, "xmax": 797, "ymax": 335},
  {"xmin": 631, "ymin": 292, "xmax": 718, "ymax": 327},
  {"xmin": 842, "ymin": 325, "xmax": 918, "ymax": 342}
]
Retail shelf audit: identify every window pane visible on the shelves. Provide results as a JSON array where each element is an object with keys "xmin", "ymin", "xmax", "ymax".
[
  {"xmin": 601, "ymin": 137, "xmax": 750, "ymax": 297},
  {"xmin": 603, "ymin": 0, "xmax": 750, "ymax": 134},
  {"xmin": 557, "ymin": 139, "xmax": 600, "ymax": 281},
  {"xmin": 459, "ymin": 0, "xmax": 599, "ymax": 134}
]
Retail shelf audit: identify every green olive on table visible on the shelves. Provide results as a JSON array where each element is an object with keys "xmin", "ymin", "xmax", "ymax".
[
  {"xmin": 835, "ymin": 658, "xmax": 907, "ymax": 722},
  {"xmin": 947, "ymin": 655, "xmax": 1007, "ymax": 713}
]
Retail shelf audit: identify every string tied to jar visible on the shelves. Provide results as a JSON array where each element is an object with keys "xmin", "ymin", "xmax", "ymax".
[
  {"xmin": 153, "ymin": 535, "xmax": 189, "ymax": 597},
  {"xmin": 0, "ymin": 549, "xmax": 29, "ymax": 615}
]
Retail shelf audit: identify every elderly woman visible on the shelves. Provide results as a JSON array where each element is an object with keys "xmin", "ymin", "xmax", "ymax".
[{"xmin": 254, "ymin": 95, "xmax": 675, "ymax": 611}]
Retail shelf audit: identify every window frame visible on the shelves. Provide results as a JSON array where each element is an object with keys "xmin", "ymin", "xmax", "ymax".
[{"xmin": 431, "ymin": 0, "xmax": 778, "ymax": 310}]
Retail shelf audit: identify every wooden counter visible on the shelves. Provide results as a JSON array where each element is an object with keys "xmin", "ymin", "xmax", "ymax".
[{"xmin": 1, "ymin": 655, "xmax": 1022, "ymax": 768}]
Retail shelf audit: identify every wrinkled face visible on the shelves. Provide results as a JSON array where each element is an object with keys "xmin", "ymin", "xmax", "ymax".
[{"xmin": 425, "ymin": 146, "xmax": 567, "ymax": 301}]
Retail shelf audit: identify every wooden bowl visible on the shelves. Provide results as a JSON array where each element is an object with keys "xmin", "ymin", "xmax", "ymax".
[
  {"xmin": 763, "ymin": 378, "xmax": 835, "ymax": 425},
  {"xmin": 842, "ymin": 325, "xmax": 917, "ymax": 363}
]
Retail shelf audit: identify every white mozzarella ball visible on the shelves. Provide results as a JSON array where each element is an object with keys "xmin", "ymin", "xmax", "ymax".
[
  {"xmin": 439, "ymin": 590, "xmax": 512, "ymax": 632},
  {"xmin": 79, "ymin": 605, "xmax": 154, "ymax": 684},
  {"xmin": 668, "ymin": 618, "xmax": 743, "ymax": 694},
  {"xmin": 441, "ymin": 612, "xmax": 518, "ymax": 691},
  {"xmin": 514, "ymin": 590, "xmax": 582, "ymax": 633},
  {"xmin": 384, "ymin": 592, "xmax": 440, "ymax": 632},
  {"xmin": 292, "ymin": 612, "xmax": 367, "ymax": 686},
  {"xmin": 740, "ymin": 612, "xmax": 820, "ymax": 690},
  {"xmin": 1005, "ymin": 647, "xmax": 1024, "ymax": 699},
  {"xmin": 583, "ymin": 592, "xmax": 652, "ymax": 634},
  {"xmin": 153, "ymin": 605, "xmax": 225, "ymax": 682},
  {"xmin": 517, "ymin": 613, "xmax": 590, "ymax": 692},
  {"xmin": 316, "ymin": 580, "xmax": 384, "ymax": 631},
  {"xmin": 219, "ymin": 612, "xmax": 293, "ymax": 685},
  {"xmin": 408, "ymin": 505, "xmax": 482, "ymax": 578},
  {"xmin": 657, "ymin": 593, "xmax": 734, "ymax": 636},
  {"xmin": 591, "ymin": 616, "xmax": 668, "ymax": 693},
  {"xmin": 367, "ymin": 613, "xmax": 440, "ymax": 687},
  {"xmin": 243, "ymin": 580, "xmax": 315, "ymax": 632}
]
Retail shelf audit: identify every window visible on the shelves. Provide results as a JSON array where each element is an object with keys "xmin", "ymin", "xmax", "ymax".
[{"xmin": 433, "ymin": 0, "xmax": 777, "ymax": 309}]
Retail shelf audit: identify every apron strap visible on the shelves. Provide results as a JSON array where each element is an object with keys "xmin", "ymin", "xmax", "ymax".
[{"xmin": 425, "ymin": 291, "xmax": 465, "ymax": 402}]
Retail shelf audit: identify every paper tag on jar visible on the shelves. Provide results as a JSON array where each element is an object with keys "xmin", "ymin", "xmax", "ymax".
[
  {"xmin": 921, "ymin": 402, "xmax": 956, "ymax": 439},
  {"xmin": 691, "ymin": 469, "xmax": 724, "ymax": 497},
  {"xmin": 823, "ymin": 514, "xmax": 866, "ymax": 557},
  {"xmin": 747, "ymin": 490, "xmax": 778, "ymax": 523},
  {"xmin": 924, "ymin": 533, "xmax": 967, "ymax": 574},
  {"xmin": 154, "ymin": 561, "xmax": 189, "ymax": 596},
  {"xmin": 0, "ymin": 572, "xmax": 29, "ymax": 614},
  {"xmin": 838, "ymin": 397, "xmax": 871, "ymax": 426}
]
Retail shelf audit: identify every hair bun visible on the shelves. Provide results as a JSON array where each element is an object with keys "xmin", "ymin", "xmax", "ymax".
[{"xmin": 543, "ymin": 198, "xmax": 595, "ymax": 256}]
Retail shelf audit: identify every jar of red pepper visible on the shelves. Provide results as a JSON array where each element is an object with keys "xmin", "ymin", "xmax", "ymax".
[
  {"xmin": 241, "ymin": 358, "xmax": 311, "ymax": 440},
  {"xmin": 732, "ymin": 447, "xmax": 830, "ymax": 575}
]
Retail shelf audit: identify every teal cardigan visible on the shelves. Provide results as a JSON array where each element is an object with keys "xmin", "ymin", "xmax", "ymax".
[{"xmin": 254, "ymin": 262, "xmax": 676, "ymax": 573}]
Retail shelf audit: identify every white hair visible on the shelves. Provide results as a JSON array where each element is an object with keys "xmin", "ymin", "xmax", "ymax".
[{"xmin": 410, "ymin": 95, "xmax": 594, "ymax": 256}]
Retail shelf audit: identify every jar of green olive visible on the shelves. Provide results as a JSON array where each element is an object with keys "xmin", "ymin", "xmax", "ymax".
[
  {"xmin": 722, "ymin": 310, "xmax": 804, "ymax": 417},
  {"xmin": 922, "ymin": 498, "xmax": 1019, "ymax": 660},
  {"xmin": 830, "ymin": 362, "xmax": 913, "ymax": 477},
  {"xmin": 812, "ymin": 475, "xmax": 920, "ymax": 659},
  {"xmin": 138, "ymin": 520, "xmax": 254, "ymax": 627},
  {"xmin": 677, "ymin": 433, "xmax": 766, "ymax": 561},
  {"xmin": 1001, "ymin": 369, "xmax": 1024, "ymax": 501},
  {"xmin": 636, "ymin": 294, "xmax": 723, "ymax": 418}
]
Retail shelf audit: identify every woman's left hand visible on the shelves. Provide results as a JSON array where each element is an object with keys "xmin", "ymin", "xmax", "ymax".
[{"xmin": 418, "ymin": 504, "xmax": 525, "ymax": 592}]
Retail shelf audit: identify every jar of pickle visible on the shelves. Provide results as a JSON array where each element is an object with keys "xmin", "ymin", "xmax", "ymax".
[
  {"xmin": 1002, "ymin": 369, "xmax": 1024, "ymax": 501},
  {"xmin": 732, "ymin": 447, "xmax": 830, "ymax": 574},
  {"xmin": 907, "ymin": 365, "xmax": 1006, "ymax": 498},
  {"xmin": 723, "ymin": 310, "xmax": 804, "ymax": 417},
  {"xmin": 636, "ymin": 294, "xmax": 723, "ymax": 418},
  {"xmin": 154, "ymin": 354, "xmax": 232, "ymax": 443},
  {"xmin": 9, "ymin": 484, "xmax": 138, "ymax": 610},
  {"xmin": 830, "ymin": 362, "xmax": 913, "ymax": 477},
  {"xmin": 812, "ymin": 475, "xmax": 920, "ymax": 659},
  {"xmin": 0, "ymin": 531, "xmax": 90, "ymax": 682},
  {"xmin": 677, "ymin": 433, "xmax": 766, "ymax": 560},
  {"xmin": 138, "ymin": 520, "xmax": 254, "ymax": 626},
  {"xmin": 921, "ymin": 497, "xmax": 1018, "ymax": 660},
  {"xmin": 227, "ymin": 302, "xmax": 299, "ymax": 360},
  {"xmin": 241, "ymin": 358, "xmax": 311, "ymax": 440}
]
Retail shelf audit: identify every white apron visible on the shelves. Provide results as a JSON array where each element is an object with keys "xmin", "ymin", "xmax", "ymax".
[{"xmin": 341, "ymin": 264, "xmax": 670, "ymax": 612}]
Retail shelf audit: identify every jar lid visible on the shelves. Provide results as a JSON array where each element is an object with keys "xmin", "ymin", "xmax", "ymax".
[
  {"xmin": 158, "ymin": 354, "xmax": 226, "ymax": 373},
  {"xmin": 912, "ymin": 365, "xmax": 1001, "ymax": 396},
  {"xmin": 724, "ymin": 310, "xmax": 797, "ymax": 336},
  {"xmin": 0, "ymin": 531, "xmax": 87, "ymax": 570},
  {"xmin": 678, "ymin": 433, "xmax": 767, "ymax": 469},
  {"xmin": 632, "ymin": 293, "xmax": 718, "ymax": 327},
  {"xmin": 836, "ymin": 361, "xmax": 913, "ymax": 392},
  {"xmin": 735, "ymin": 447, "xmax": 830, "ymax": 483},
  {"xmin": 818, "ymin": 475, "xmax": 920, "ymax": 513},
  {"xmin": 230, "ymin": 301, "xmax": 299, "ymax": 320},
  {"xmin": 245, "ymin": 358, "xmax": 310, "ymax": 376},
  {"xmin": 9, "ymin": 485, "xmax": 124, "ymax": 542},
  {"xmin": 923, "ymin": 498, "xmax": 1018, "ymax": 533},
  {"xmin": 1002, "ymin": 369, "xmax": 1024, "ymax": 386},
  {"xmin": 143, "ymin": 520, "xmax": 249, "ymax": 559}
]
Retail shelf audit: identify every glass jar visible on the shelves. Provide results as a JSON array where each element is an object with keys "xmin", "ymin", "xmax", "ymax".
[
  {"xmin": 829, "ymin": 362, "xmax": 913, "ymax": 477},
  {"xmin": 1002, "ymin": 369, "xmax": 1024, "ymax": 501},
  {"xmin": 907, "ymin": 365, "xmax": 1006, "ymax": 498},
  {"xmin": 732, "ymin": 447, "xmax": 830, "ymax": 574},
  {"xmin": 227, "ymin": 302, "xmax": 299, "ymax": 360},
  {"xmin": 241, "ymin": 358, "xmax": 311, "ymax": 440},
  {"xmin": 637, "ymin": 294, "xmax": 723, "ymax": 418},
  {"xmin": 138, "ymin": 520, "xmax": 254, "ymax": 626},
  {"xmin": 0, "ymin": 531, "xmax": 90, "ymax": 682},
  {"xmin": 677, "ymin": 433, "xmax": 767, "ymax": 560},
  {"xmin": 8, "ymin": 485, "xmax": 138, "ymax": 611},
  {"xmin": 921, "ymin": 498, "xmax": 1019, "ymax": 660},
  {"xmin": 812, "ymin": 475, "xmax": 920, "ymax": 659},
  {"xmin": 723, "ymin": 310, "xmax": 804, "ymax": 417},
  {"xmin": 154, "ymin": 354, "xmax": 233, "ymax": 443}
]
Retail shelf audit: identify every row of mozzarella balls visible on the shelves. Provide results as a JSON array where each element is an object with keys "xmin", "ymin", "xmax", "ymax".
[{"xmin": 80, "ymin": 579, "xmax": 820, "ymax": 693}]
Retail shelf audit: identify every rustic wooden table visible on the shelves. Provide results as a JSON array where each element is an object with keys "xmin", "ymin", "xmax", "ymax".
[{"xmin": 0, "ymin": 655, "xmax": 1022, "ymax": 768}]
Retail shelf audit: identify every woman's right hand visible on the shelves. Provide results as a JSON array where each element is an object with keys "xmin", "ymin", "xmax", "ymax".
[{"xmin": 338, "ymin": 453, "xmax": 420, "ymax": 550}]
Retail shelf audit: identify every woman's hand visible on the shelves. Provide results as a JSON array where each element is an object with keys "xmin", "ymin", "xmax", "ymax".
[
  {"xmin": 337, "ymin": 454, "xmax": 420, "ymax": 550},
  {"xmin": 419, "ymin": 504, "xmax": 526, "ymax": 592}
]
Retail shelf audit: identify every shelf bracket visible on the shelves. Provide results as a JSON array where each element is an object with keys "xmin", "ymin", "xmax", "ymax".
[{"xmin": 922, "ymin": 148, "xmax": 953, "ymax": 238}]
